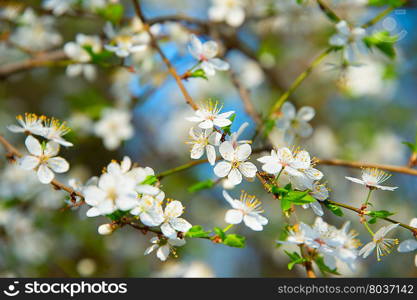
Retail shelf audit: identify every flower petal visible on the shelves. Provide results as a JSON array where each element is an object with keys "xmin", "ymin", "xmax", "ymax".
[
  {"xmin": 238, "ymin": 162, "xmax": 257, "ymax": 178},
  {"xmin": 25, "ymin": 135, "xmax": 42, "ymax": 156},
  {"xmin": 19, "ymin": 155, "xmax": 40, "ymax": 170},
  {"xmin": 398, "ymin": 239, "xmax": 417, "ymax": 253},
  {"xmin": 228, "ymin": 168, "xmax": 242, "ymax": 185},
  {"xmin": 37, "ymin": 164, "xmax": 54, "ymax": 184},
  {"xmin": 236, "ymin": 143, "xmax": 251, "ymax": 161},
  {"xmin": 214, "ymin": 161, "xmax": 232, "ymax": 177},
  {"xmin": 225, "ymin": 209, "xmax": 243, "ymax": 224},
  {"xmin": 47, "ymin": 157, "xmax": 69, "ymax": 173}
]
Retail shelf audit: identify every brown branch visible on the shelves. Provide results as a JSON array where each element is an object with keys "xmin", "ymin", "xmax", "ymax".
[
  {"xmin": 317, "ymin": 158, "xmax": 417, "ymax": 176},
  {"xmin": 229, "ymin": 70, "xmax": 262, "ymax": 125},
  {"xmin": 0, "ymin": 49, "xmax": 68, "ymax": 80},
  {"xmin": 131, "ymin": 0, "xmax": 198, "ymax": 111}
]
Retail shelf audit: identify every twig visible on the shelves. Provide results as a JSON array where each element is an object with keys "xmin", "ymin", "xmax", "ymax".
[
  {"xmin": 131, "ymin": 0, "xmax": 198, "ymax": 111},
  {"xmin": 229, "ymin": 70, "xmax": 262, "ymax": 125},
  {"xmin": 317, "ymin": 158, "xmax": 417, "ymax": 176},
  {"xmin": 0, "ymin": 50, "xmax": 68, "ymax": 80}
]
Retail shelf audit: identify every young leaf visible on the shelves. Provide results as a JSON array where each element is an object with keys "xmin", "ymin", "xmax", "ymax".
[
  {"xmin": 323, "ymin": 200, "xmax": 344, "ymax": 217},
  {"xmin": 187, "ymin": 179, "xmax": 214, "ymax": 193},
  {"xmin": 189, "ymin": 69, "xmax": 208, "ymax": 80},
  {"xmin": 141, "ymin": 175, "xmax": 158, "ymax": 185},
  {"xmin": 284, "ymin": 251, "xmax": 307, "ymax": 270},
  {"xmin": 185, "ymin": 225, "xmax": 212, "ymax": 238},
  {"xmin": 367, "ymin": 210, "xmax": 395, "ymax": 218},
  {"xmin": 315, "ymin": 256, "xmax": 340, "ymax": 275},
  {"xmin": 213, "ymin": 227, "xmax": 226, "ymax": 241},
  {"xmin": 363, "ymin": 31, "xmax": 397, "ymax": 59},
  {"xmin": 223, "ymin": 234, "xmax": 246, "ymax": 248}
]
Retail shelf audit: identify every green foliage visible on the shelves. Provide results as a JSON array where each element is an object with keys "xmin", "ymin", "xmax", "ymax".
[
  {"xmin": 323, "ymin": 200, "xmax": 344, "ymax": 217},
  {"xmin": 188, "ymin": 69, "xmax": 208, "ymax": 80},
  {"xmin": 403, "ymin": 129, "xmax": 417, "ymax": 153},
  {"xmin": 284, "ymin": 251, "xmax": 307, "ymax": 270},
  {"xmin": 223, "ymin": 234, "xmax": 246, "ymax": 248},
  {"xmin": 185, "ymin": 225, "xmax": 211, "ymax": 238},
  {"xmin": 141, "ymin": 175, "xmax": 158, "ymax": 185},
  {"xmin": 367, "ymin": 210, "xmax": 395, "ymax": 224},
  {"xmin": 276, "ymin": 225, "xmax": 289, "ymax": 248},
  {"xmin": 106, "ymin": 210, "xmax": 127, "ymax": 221},
  {"xmin": 272, "ymin": 184, "xmax": 315, "ymax": 212},
  {"xmin": 187, "ymin": 179, "xmax": 215, "ymax": 193},
  {"xmin": 97, "ymin": 3, "xmax": 124, "ymax": 24},
  {"xmin": 83, "ymin": 45, "xmax": 113, "ymax": 65},
  {"xmin": 315, "ymin": 256, "xmax": 340, "ymax": 275},
  {"xmin": 364, "ymin": 31, "xmax": 397, "ymax": 59},
  {"xmin": 368, "ymin": 0, "xmax": 405, "ymax": 7},
  {"xmin": 213, "ymin": 227, "xmax": 226, "ymax": 240}
]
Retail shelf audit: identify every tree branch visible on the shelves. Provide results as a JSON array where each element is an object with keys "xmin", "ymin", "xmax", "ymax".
[{"xmin": 131, "ymin": 0, "xmax": 198, "ymax": 111}]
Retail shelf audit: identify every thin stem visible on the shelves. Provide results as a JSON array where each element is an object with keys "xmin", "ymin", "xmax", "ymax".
[
  {"xmin": 223, "ymin": 224, "xmax": 234, "ymax": 233},
  {"xmin": 268, "ymin": 47, "xmax": 333, "ymax": 118},
  {"xmin": 364, "ymin": 189, "xmax": 373, "ymax": 206},
  {"xmin": 131, "ymin": 0, "xmax": 199, "ymax": 111},
  {"xmin": 362, "ymin": 6, "xmax": 395, "ymax": 29},
  {"xmin": 363, "ymin": 221, "xmax": 375, "ymax": 236},
  {"xmin": 316, "ymin": 0, "xmax": 341, "ymax": 23}
]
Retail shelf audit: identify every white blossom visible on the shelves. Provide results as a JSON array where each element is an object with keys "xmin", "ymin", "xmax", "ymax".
[
  {"xmin": 186, "ymin": 127, "xmax": 221, "ymax": 165},
  {"xmin": 94, "ymin": 108, "xmax": 134, "ymax": 150},
  {"xmin": 214, "ymin": 141, "xmax": 257, "ymax": 185},
  {"xmin": 104, "ymin": 22, "xmax": 147, "ymax": 58},
  {"xmin": 345, "ymin": 168, "xmax": 398, "ymax": 191},
  {"xmin": 98, "ymin": 223, "xmax": 115, "ymax": 235},
  {"xmin": 276, "ymin": 102, "xmax": 315, "ymax": 144},
  {"xmin": 223, "ymin": 190, "xmax": 268, "ymax": 231},
  {"xmin": 186, "ymin": 100, "xmax": 234, "ymax": 129},
  {"xmin": 7, "ymin": 113, "xmax": 45, "ymax": 136},
  {"xmin": 130, "ymin": 193, "xmax": 165, "ymax": 227},
  {"xmin": 188, "ymin": 35, "xmax": 230, "ymax": 76},
  {"xmin": 64, "ymin": 34, "xmax": 102, "ymax": 81},
  {"xmin": 19, "ymin": 135, "xmax": 70, "ymax": 184},
  {"xmin": 208, "ymin": 0, "xmax": 246, "ymax": 27},
  {"xmin": 257, "ymin": 147, "xmax": 305, "ymax": 177},
  {"xmin": 42, "ymin": 117, "xmax": 73, "ymax": 147},
  {"xmin": 83, "ymin": 171, "xmax": 138, "ymax": 217},
  {"xmin": 144, "ymin": 236, "xmax": 186, "ymax": 261},
  {"xmin": 160, "ymin": 200, "xmax": 192, "ymax": 239},
  {"xmin": 359, "ymin": 223, "xmax": 399, "ymax": 261},
  {"xmin": 329, "ymin": 20, "xmax": 367, "ymax": 63},
  {"xmin": 398, "ymin": 218, "xmax": 417, "ymax": 267},
  {"xmin": 43, "ymin": 0, "xmax": 76, "ymax": 16}
]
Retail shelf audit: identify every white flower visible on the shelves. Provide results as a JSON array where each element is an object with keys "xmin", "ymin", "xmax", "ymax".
[
  {"xmin": 214, "ymin": 141, "xmax": 257, "ymax": 185},
  {"xmin": 398, "ymin": 218, "xmax": 417, "ymax": 267},
  {"xmin": 160, "ymin": 200, "xmax": 192, "ymax": 239},
  {"xmin": 43, "ymin": 0, "xmax": 75, "ymax": 16},
  {"xmin": 303, "ymin": 182, "xmax": 329, "ymax": 216},
  {"xmin": 186, "ymin": 127, "xmax": 221, "ymax": 165},
  {"xmin": 276, "ymin": 102, "xmax": 315, "ymax": 144},
  {"xmin": 7, "ymin": 113, "xmax": 45, "ymax": 136},
  {"xmin": 289, "ymin": 150, "xmax": 323, "ymax": 190},
  {"xmin": 345, "ymin": 168, "xmax": 398, "ymax": 191},
  {"xmin": 130, "ymin": 193, "xmax": 165, "ymax": 227},
  {"xmin": 64, "ymin": 34, "xmax": 102, "ymax": 81},
  {"xmin": 42, "ymin": 117, "xmax": 73, "ymax": 147},
  {"xmin": 188, "ymin": 35, "xmax": 230, "ymax": 76},
  {"xmin": 98, "ymin": 223, "xmax": 115, "ymax": 235},
  {"xmin": 104, "ymin": 22, "xmax": 147, "ymax": 58},
  {"xmin": 257, "ymin": 147, "xmax": 305, "ymax": 177},
  {"xmin": 228, "ymin": 122, "xmax": 251, "ymax": 147},
  {"xmin": 94, "ymin": 109, "xmax": 134, "ymax": 150},
  {"xmin": 19, "ymin": 135, "xmax": 70, "ymax": 184},
  {"xmin": 329, "ymin": 20, "xmax": 367, "ymax": 63},
  {"xmin": 359, "ymin": 223, "xmax": 399, "ymax": 261},
  {"xmin": 208, "ymin": 0, "xmax": 246, "ymax": 27},
  {"xmin": 83, "ymin": 171, "xmax": 138, "ymax": 217},
  {"xmin": 186, "ymin": 100, "xmax": 234, "ymax": 129},
  {"xmin": 223, "ymin": 190, "xmax": 268, "ymax": 231},
  {"xmin": 144, "ymin": 236, "xmax": 186, "ymax": 261}
]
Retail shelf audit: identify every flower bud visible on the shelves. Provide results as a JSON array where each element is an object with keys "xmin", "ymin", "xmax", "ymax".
[{"xmin": 98, "ymin": 223, "xmax": 115, "ymax": 235}]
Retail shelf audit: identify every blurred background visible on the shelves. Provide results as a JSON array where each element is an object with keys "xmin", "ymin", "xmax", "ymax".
[{"xmin": 0, "ymin": 0, "xmax": 416, "ymax": 277}]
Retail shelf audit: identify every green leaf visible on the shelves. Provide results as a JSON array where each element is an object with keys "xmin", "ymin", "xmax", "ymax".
[
  {"xmin": 83, "ymin": 46, "xmax": 113, "ymax": 65},
  {"xmin": 284, "ymin": 191, "xmax": 315, "ymax": 205},
  {"xmin": 185, "ymin": 225, "xmax": 212, "ymax": 238},
  {"xmin": 276, "ymin": 225, "xmax": 289, "ymax": 248},
  {"xmin": 188, "ymin": 68, "xmax": 208, "ymax": 80},
  {"xmin": 263, "ymin": 118, "xmax": 276, "ymax": 137},
  {"xmin": 323, "ymin": 200, "xmax": 344, "ymax": 217},
  {"xmin": 402, "ymin": 142, "xmax": 417, "ymax": 153},
  {"xmin": 368, "ymin": 0, "xmax": 405, "ymax": 7},
  {"xmin": 106, "ymin": 210, "xmax": 127, "ymax": 221},
  {"xmin": 368, "ymin": 217, "xmax": 378, "ymax": 224},
  {"xmin": 213, "ymin": 227, "xmax": 226, "ymax": 240},
  {"xmin": 223, "ymin": 234, "xmax": 246, "ymax": 248},
  {"xmin": 284, "ymin": 251, "xmax": 307, "ymax": 270},
  {"xmin": 141, "ymin": 175, "xmax": 158, "ymax": 186},
  {"xmin": 367, "ymin": 210, "xmax": 395, "ymax": 218},
  {"xmin": 97, "ymin": 3, "xmax": 124, "ymax": 24},
  {"xmin": 187, "ymin": 179, "xmax": 214, "ymax": 193},
  {"xmin": 363, "ymin": 31, "xmax": 397, "ymax": 59},
  {"xmin": 315, "ymin": 256, "xmax": 340, "ymax": 275}
]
